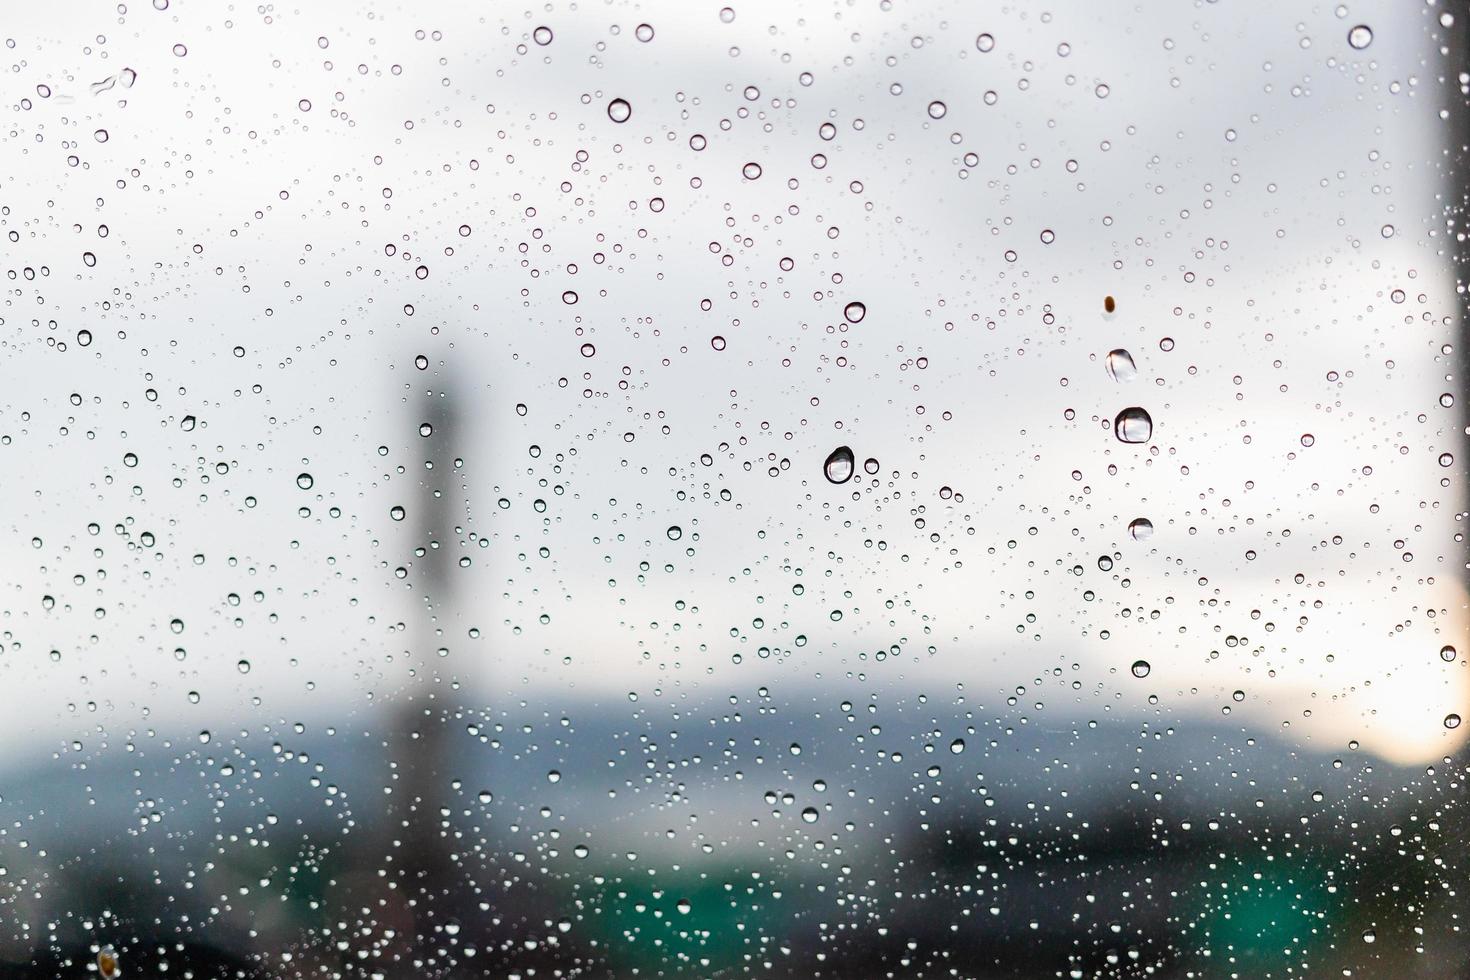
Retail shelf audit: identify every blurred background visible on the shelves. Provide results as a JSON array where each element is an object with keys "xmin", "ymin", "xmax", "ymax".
[{"xmin": 0, "ymin": 0, "xmax": 1467, "ymax": 976}]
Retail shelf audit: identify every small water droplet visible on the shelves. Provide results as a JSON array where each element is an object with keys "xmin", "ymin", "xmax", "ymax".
[
  {"xmin": 390, "ymin": 505, "xmax": 406, "ymax": 521},
  {"xmin": 927, "ymin": 100, "xmax": 947, "ymax": 119},
  {"xmin": 1131, "ymin": 660, "xmax": 1151, "ymax": 678},
  {"xmin": 1128, "ymin": 517, "xmax": 1154, "ymax": 541},
  {"xmin": 533, "ymin": 26, "xmax": 553, "ymax": 45},
  {"xmin": 950, "ymin": 739, "xmax": 965, "ymax": 754},
  {"xmin": 1446, "ymin": 713, "xmax": 1462, "ymax": 730},
  {"xmin": 976, "ymin": 33, "xmax": 995, "ymax": 52},
  {"xmin": 635, "ymin": 23, "xmax": 655, "ymax": 42},
  {"xmin": 1097, "ymin": 555, "xmax": 1113, "ymax": 571},
  {"xmin": 843, "ymin": 301, "xmax": 866, "ymax": 323},
  {"xmin": 607, "ymin": 98, "xmax": 631, "ymax": 123},
  {"xmin": 801, "ymin": 807, "xmax": 819, "ymax": 823},
  {"xmin": 666, "ymin": 525, "xmax": 682, "ymax": 540},
  {"xmin": 1113, "ymin": 407, "xmax": 1153, "ymax": 443},
  {"xmin": 1440, "ymin": 645, "xmax": 1457, "ymax": 662},
  {"xmin": 1347, "ymin": 24, "xmax": 1373, "ymax": 49},
  {"xmin": 823, "ymin": 446, "xmax": 855, "ymax": 484},
  {"xmin": 296, "ymin": 473, "xmax": 314, "ymax": 490}
]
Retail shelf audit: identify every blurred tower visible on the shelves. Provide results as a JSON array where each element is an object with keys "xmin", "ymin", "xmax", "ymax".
[{"xmin": 388, "ymin": 377, "xmax": 464, "ymax": 967}]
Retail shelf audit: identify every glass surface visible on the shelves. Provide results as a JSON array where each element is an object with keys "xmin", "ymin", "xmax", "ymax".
[{"xmin": 1, "ymin": 0, "xmax": 1467, "ymax": 976}]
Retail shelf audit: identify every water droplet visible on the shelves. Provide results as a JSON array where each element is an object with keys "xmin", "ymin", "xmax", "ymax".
[
  {"xmin": 976, "ymin": 33, "xmax": 995, "ymax": 52},
  {"xmin": 1105, "ymin": 349, "xmax": 1137, "ymax": 383},
  {"xmin": 1347, "ymin": 24, "xmax": 1373, "ymax": 49},
  {"xmin": 1361, "ymin": 928, "xmax": 1376, "ymax": 943},
  {"xmin": 1113, "ymin": 407, "xmax": 1153, "ymax": 443},
  {"xmin": 843, "ymin": 301, "xmax": 866, "ymax": 323},
  {"xmin": 801, "ymin": 807, "xmax": 819, "ymax": 823},
  {"xmin": 390, "ymin": 505, "xmax": 406, "ymax": 521},
  {"xmin": 94, "ymin": 129, "xmax": 109, "ymax": 143},
  {"xmin": 237, "ymin": 659, "xmax": 251, "ymax": 674},
  {"xmin": 1097, "ymin": 555, "xmax": 1113, "ymax": 571},
  {"xmin": 950, "ymin": 739, "xmax": 965, "ymax": 754},
  {"xmin": 607, "ymin": 98, "xmax": 631, "ymax": 123},
  {"xmin": 1446, "ymin": 713, "xmax": 1462, "ymax": 730},
  {"xmin": 580, "ymin": 342, "xmax": 596, "ymax": 357},
  {"xmin": 927, "ymin": 100, "xmax": 947, "ymax": 119},
  {"xmin": 172, "ymin": 42, "xmax": 188, "ymax": 57},
  {"xmin": 1039, "ymin": 228, "xmax": 1055, "ymax": 244},
  {"xmin": 823, "ymin": 446, "xmax": 855, "ymax": 484},
  {"xmin": 1440, "ymin": 645, "xmax": 1457, "ymax": 662},
  {"xmin": 742, "ymin": 161, "xmax": 762, "ymax": 179},
  {"xmin": 666, "ymin": 525, "xmax": 682, "ymax": 540},
  {"xmin": 635, "ymin": 23, "xmax": 655, "ymax": 42},
  {"xmin": 863, "ymin": 457, "xmax": 879, "ymax": 475},
  {"xmin": 1131, "ymin": 660, "xmax": 1151, "ymax": 678},
  {"xmin": 533, "ymin": 26, "xmax": 553, "ymax": 45},
  {"xmin": 180, "ymin": 415, "xmax": 196, "ymax": 431},
  {"xmin": 296, "ymin": 473, "xmax": 314, "ymax": 490},
  {"xmin": 1128, "ymin": 517, "xmax": 1154, "ymax": 541}
]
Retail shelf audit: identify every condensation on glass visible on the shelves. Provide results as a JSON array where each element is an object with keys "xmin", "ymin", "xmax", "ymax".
[{"xmin": 0, "ymin": 0, "xmax": 1466, "ymax": 977}]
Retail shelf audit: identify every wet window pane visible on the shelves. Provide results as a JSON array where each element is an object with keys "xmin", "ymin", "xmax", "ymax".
[{"xmin": 3, "ymin": 0, "xmax": 1468, "ymax": 977}]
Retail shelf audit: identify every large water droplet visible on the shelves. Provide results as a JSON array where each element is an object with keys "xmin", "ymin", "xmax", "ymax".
[
  {"xmin": 607, "ymin": 97, "xmax": 631, "ymax": 123},
  {"xmin": 1105, "ymin": 349, "xmax": 1137, "ymax": 383},
  {"xmin": 1347, "ymin": 24, "xmax": 1373, "ymax": 49},
  {"xmin": 1128, "ymin": 517, "xmax": 1154, "ymax": 541},
  {"xmin": 823, "ymin": 446, "xmax": 855, "ymax": 484},
  {"xmin": 1446, "ymin": 713, "xmax": 1462, "ymax": 730},
  {"xmin": 843, "ymin": 301, "xmax": 866, "ymax": 323},
  {"xmin": 1131, "ymin": 660, "xmax": 1151, "ymax": 678},
  {"xmin": 1114, "ymin": 407, "xmax": 1153, "ymax": 443}
]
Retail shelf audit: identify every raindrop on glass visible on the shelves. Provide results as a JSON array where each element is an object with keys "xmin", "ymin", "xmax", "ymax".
[
  {"xmin": 1105, "ymin": 349, "xmax": 1137, "ymax": 383},
  {"xmin": 823, "ymin": 446, "xmax": 855, "ymax": 484},
  {"xmin": 1114, "ymin": 407, "xmax": 1153, "ymax": 443}
]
